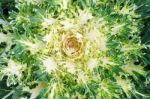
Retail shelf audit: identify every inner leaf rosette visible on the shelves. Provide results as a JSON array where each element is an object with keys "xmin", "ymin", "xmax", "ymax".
[{"xmin": 61, "ymin": 32, "xmax": 84, "ymax": 58}]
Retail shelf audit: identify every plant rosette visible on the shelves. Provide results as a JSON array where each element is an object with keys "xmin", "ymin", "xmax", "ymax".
[{"xmin": 0, "ymin": 0, "xmax": 149, "ymax": 99}]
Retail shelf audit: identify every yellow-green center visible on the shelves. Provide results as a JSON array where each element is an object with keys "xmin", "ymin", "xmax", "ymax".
[{"xmin": 61, "ymin": 32, "xmax": 84, "ymax": 58}]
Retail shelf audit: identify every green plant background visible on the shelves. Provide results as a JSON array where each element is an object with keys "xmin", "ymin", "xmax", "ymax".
[{"xmin": 0, "ymin": 0, "xmax": 150, "ymax": 98}]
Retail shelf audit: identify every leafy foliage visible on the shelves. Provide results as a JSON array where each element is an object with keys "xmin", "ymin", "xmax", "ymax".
[{"xmin": 0, "ymin": 0, "xmax": 150, "ymax": 99}]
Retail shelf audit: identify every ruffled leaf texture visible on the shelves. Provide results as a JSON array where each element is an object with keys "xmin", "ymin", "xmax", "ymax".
[{"xmin": 0, "ymin": 0, "xmax": 150, "ymax": 99}]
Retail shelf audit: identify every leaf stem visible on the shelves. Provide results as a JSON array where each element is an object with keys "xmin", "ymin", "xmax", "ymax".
[{"xmin": 2, "ymin": 90, "xmax": 14, "ymax": 99}]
